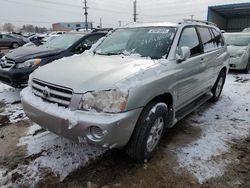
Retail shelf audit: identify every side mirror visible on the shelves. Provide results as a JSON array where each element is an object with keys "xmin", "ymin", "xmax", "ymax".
[{"xmin": 177, "ymin": 46, "xmax": 191, "ymax": 63}]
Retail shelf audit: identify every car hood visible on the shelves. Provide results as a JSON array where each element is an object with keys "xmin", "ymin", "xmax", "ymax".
[
  {"xmin": 32, "ymin": 54, "xmax": 158, "ymax": 93},
  {"xmin": 5, "ymin": 46, "xmax": 63, "ymax": 62},
  {"xmin": 227, "ymin": 45, "xmax": 249, "ymax": 57}
]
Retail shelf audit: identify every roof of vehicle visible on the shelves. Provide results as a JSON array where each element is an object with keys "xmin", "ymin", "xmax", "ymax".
[
  {"xmin": 123, "ymin": 22, "xmax": 178, "ymax": 28},
  {"xmin": 224, "ymin": 32, "xmax": 250, "ymax": 35},
  {"xmin": 121, "ymin": 20, "xmax": 219, "ymax": 29}
]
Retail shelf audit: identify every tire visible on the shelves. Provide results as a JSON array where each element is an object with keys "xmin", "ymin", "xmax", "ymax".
[
  {"xmin": 209, "ymin": 71, "xmax": 226, "ymax": 102},
  {"xmin": 244, "ymin": 62, "xmax": 250, "ymax": 74},
  {"xmin": 126, "ymin": 102, "xmax": 169, "ymax": 162},
  {"xmin": 11, "ymin": 42, "xmax": 19, "ymax": 49}
]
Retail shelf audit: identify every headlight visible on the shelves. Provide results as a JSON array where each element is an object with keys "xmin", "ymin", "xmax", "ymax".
[
  {"xmin": 1, "ymin": 56, "xmax": 6, "ymax": 62},
  {"xmin": 78, "ymin": 90, "xmax": 129, "ymax": 113},
  {"xmin": 16, "ymin": 59, "xmax": 41, "ymax": 69},
  {"xmin": 236, "ymin": 50, "xmax": 247, "ymax": 57}
]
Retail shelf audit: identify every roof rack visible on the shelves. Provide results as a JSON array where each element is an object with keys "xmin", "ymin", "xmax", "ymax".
[{"xmin": 183, "ymin": 19, "xmax": 217, "ymax": 27}]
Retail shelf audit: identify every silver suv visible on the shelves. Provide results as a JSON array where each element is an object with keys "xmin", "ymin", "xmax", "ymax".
[{"xmin": 21, "ymin": 19, "xmax": 229, "ymax": 162}]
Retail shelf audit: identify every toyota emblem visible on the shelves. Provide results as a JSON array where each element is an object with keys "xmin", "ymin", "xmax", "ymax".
[{"xmin": 42, "ymin": 86, "xmax": 50, "ymax": 98}]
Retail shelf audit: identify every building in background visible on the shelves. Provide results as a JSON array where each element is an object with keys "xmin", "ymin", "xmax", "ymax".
[
  {"xmin": 207, "ymin": 3, "xmax": 250, "ymax": 32},
  {"xmin": 52, "ymin": 22, "xmax": 93, "ymax": 31}
]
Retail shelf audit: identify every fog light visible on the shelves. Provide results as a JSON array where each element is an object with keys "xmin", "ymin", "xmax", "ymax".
[{"xmin": 88, "ymin": 126, "xmax": 105, "ymax": 140}]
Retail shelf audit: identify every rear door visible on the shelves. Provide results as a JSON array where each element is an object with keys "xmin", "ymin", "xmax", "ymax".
[
  {"xmin": 197, "ymin": 27, "xmax": 225, "ymax": 90},
  {"xmin": 175, "ymin": 26, "xmax": 206, "ymax": 109}
]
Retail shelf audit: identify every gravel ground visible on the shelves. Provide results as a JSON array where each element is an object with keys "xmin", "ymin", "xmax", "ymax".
[{"xmin": 0, "ymin": 72, "xmax": 249, "ymax": 188}]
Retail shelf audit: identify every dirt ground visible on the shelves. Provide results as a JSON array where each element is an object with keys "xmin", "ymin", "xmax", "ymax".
[{"xmin": 0, "ymin": 73, "xmax": 249, "ymax": 188}]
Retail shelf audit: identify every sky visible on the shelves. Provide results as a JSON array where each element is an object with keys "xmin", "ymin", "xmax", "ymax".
[{"xmin": 0, "ymin": 0, "xmax": 249, "ymax": 29}]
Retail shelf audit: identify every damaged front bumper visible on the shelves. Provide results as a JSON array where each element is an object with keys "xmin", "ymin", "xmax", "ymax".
[{"xmin": 21, "ymin": 87, "xmax": 142, "ymax": 148}]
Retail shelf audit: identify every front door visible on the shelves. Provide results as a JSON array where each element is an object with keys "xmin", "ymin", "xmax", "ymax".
[{"xmin": 175, "ymin": 26, "xmax": 206, "ymax": 110}]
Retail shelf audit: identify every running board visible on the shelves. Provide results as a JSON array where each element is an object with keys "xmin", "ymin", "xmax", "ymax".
[{"xmin": 175, "ymin": 92, "xmax": 213, "ymax": 122}]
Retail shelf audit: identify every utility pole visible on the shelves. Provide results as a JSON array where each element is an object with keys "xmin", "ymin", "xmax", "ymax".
[
  {"xmin": 118, "ymin": 20, "xmax": 122, "ymax": 27},
  {"xmin": 99, "ymin": 18, "xmax": 102, "ymax": 28},
  {"xmin": 190, "ymin": 14, "xmax": 195, "ymax": 20},
  {"xmin": 83, "ymin": 0, "xmax": 88, "ymax": 30},
  {"xmin": 133, "ymin": 0, "xmax": 138, "ymax": 22}
]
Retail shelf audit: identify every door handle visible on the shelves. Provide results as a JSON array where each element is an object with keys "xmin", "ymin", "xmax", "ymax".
[
  {"xmin": 217, "ymin": 53, "xmax": 220, "ymax": 57},
  {"xmin": 200, "ymin": 58, "xmax": 204, "ymax": 63}
]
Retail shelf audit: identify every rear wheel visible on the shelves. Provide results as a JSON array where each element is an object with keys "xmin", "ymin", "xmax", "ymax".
[
  {"xmin": 209, "ymin": 71, "xmax": 226, "ymax": 102},
  {"xmin": 11, "ymin": 42, "xmax": 19, "ymax": 49},
  {"xmin": 126, "ymin": 102, "xmax": 168, "ymax": 162}
]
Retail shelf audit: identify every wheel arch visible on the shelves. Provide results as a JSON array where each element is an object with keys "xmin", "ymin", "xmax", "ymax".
[{"xmin": 141, "ymin": 92, "xmax": 174, "ymax": 128}]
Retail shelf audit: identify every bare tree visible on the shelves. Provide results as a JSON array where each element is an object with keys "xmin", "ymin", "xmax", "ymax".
[{"xmin": 2, "ymin": 23, "xmax": 15, "ymax": 32}]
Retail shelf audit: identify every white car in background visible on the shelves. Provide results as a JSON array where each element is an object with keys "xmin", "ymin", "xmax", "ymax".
[
  {"xmin": 242, "ymin": 28, "xmax": 250, "ymax": 33},
  {"xmin": 224, "ymin": 33, "xmax": 250, "ymax": 73}
]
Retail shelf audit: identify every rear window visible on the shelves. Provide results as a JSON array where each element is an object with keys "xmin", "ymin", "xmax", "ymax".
[
  {"xmin": 197, "ymin": 27, "xmax": 214, "ymax": 52},
  {"xmin": 211, "ymin": 29, "xmax": 224, "ymax": 48}
]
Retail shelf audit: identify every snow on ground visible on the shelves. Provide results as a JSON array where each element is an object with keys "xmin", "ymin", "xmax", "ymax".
[
  {"xmin": 0, "ymin": 84, "xmax": 26, "ymax": 123},
  {"xmin": 18, "ymin": 124, "xmax": 105, "ymax": 181},
  {"xmin": 1, "ymin": 124, "xmax": 105, "ymax": 187},
  {"xmin": 177, "ymin": 73, "xmax": 250, "ymax": 183}
]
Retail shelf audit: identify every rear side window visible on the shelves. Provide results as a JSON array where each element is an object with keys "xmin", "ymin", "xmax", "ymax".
[
  {"xmin": 178, "ymin": 27, "xmax": 202, "ymax": 56},
  {"xmin": 197, "ymin": 27, "xmax": 214, "ymax": 52},
  {"xmin": 211, "ymin": 29, "xmax": 224, "ymax": 48}
]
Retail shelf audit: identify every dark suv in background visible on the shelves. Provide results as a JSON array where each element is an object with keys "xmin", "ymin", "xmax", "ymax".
[
  {"xmin": 0, "ymin": 31, "xmax": 107, "ymax": 88},
  {"xmin": 0, "ymin": 33, "xmax": 28, "ymax": 49}
]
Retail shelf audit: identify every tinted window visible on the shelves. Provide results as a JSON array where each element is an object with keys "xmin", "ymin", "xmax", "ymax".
[
  {"xmin": 84, "ymin": 34, "xmax": 103, "ymax": 47},
  {"xmin": 211, "ymin": 29, "xmax": 224, "ymax": 48},
  {"xmin": 0, "ymin": 35, "xmax": 2, "ymax": 39},
  {"xmin": 198, "ymin": 27, "xmax": 215, "ymax": 52},
  {"xmin": 178, "ymin": 27, "xmax": 201, "ymax": 56}
]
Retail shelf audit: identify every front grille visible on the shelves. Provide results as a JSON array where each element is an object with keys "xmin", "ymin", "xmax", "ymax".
[
  {"xmin": 0, "ymin": 57, "xmax": 15, "ymax": 69},
  {"xmin": 32, "ymin": 79, "xmax": 73, "ymax": 107}
]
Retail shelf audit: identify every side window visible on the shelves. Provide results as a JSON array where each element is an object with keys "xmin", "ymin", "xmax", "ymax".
[
  {"xmin": 178, "ymin": 27, "xmax": 202, "ymax": 57},
  {"xmin": 2, "ymin": 35, "xmax": 13, "ymax": 39},
  {"xmin": 83, "ymin": 34, "xmax": 103, "ymax": 47},
  {"xmin": 211, "ymin": 29, "xmax": 224, "ymax": 48},
  {"xmin": 0, "ymin": 35, "xmax": 2, "ymax": 39},
  {"xmin": 197, "ymin": 27, "xmax": 214, "ymax": 52}
]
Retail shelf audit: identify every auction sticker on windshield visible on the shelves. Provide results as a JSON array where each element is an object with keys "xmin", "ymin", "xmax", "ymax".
[{"xmin": 148, "ymin": 29, "xmax": 170, "ymax": 33}]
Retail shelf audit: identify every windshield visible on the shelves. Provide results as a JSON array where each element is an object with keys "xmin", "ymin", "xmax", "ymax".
[
  {"xmin": 43, "ymin": 34, "xmax": 83, "ymax": 49},
  {"xmin": 224, "ymin": 34, "xmax": 250, "ymax": 46},
  {"xmin": 94, "ymin": 27, "xmax": 177, "ymax": 59}
]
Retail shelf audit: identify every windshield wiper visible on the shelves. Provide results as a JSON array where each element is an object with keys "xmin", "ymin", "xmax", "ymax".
[{"xmin": 94, "ymin": 51, "xmax": 127, "ymax": 56}]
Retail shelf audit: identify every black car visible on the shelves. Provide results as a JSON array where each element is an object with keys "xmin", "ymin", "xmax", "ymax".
[
  {"xmin": 0, "ymin": 50, "xmax": 4, "ymax": 58},
  {"xmin": 0, "ymin": 31, "xmax": 107, "ymax": 88},
  {"xmin": 28, "ymin": 35, "xmax": 45, "ymax": 46}
]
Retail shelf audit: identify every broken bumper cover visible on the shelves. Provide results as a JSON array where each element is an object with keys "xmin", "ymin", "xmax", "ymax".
[{"xmin": 21, "ymin": 87, "xmax": 142, "ymax": 148}]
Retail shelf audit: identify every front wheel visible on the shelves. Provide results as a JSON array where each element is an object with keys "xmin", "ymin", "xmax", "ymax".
[
  {"xmin": 11, "ymin": 42, "xmax": 19, "ymax": 49},
  {"xmin": 244, "ymin": 62, "xmax": 250, "ymax": 73},
  {"xmin": 209, "ymin": 71, "xmax": 226, "ymax": 102},
  {"xmin": 126, "ymin": 102, "xmax": 169, "ymax": 162}
]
